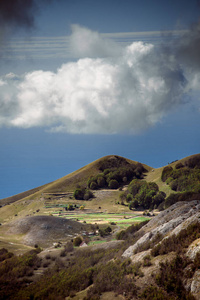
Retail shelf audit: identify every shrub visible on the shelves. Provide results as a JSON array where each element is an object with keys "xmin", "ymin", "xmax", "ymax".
[
  {"xmin": 86, "ymin": 259, "xmax": 137, "ymax": 299},
  {"xmin": 60, "ymin": 249, "xmax": 67, "ymax": 257},
  {"xmin": 73, "ymin": 236, "xmax": 82, "ymax": 247},
  {"xmin": 108, "ymin": 179, "xmax": 119, "ymax": 189},
  {"xmin": 126, "ymin": 193, "xmax": 133, "ymax": 202},
  {"xmin": 90, "ymin": 181, "xmax": 98, "ymax": 190},
  {"xmin": 151, "ymin": 221, "xmax": 200, "ymax": 257},
  {"xmin": 98, "ymin": 156, "xmax": 130, "ymax": 171},
  {"xmin": 116, "ymin": 220, "xmax": 149, "ymax": 241},
  {"xmin": 73, "ymin": 188, "xmax": 85, "ymax": 200},
  {"xmin": 185, "ymin": 154, "xmax": 200, "ymax": 169},
  {"xmin": 0, "ymin": 248, "xmax": 14, "ymax": 262},
  {"xmin": 170, "ymin": 179, "xmax": 178, "ymax": 191},
  {"xmin": 161, "ymin": 166, "xmax": 173, "ymax": 182},
  {"xmin": 127, "ymin": 179, "xmax": 163, "ymax": 210},
  {"xmin": 64, "ymin": 241, "xmax": 74, "ymax": 252},
  {"xmin": 74, "ymin": 187, "xmax": 94, "ymax": 200},
  {"xmin": 175, "ymin": 162, "xmax": 184, "ymax": 169},
  {"xmin": 99, "ymin": 226, "xmax": 112, "ymax": 237},
  {"xmin": 161, "ymin": 162, "xmax": 200, "ymax": 193},
  {"xmin": 97, "ymin": 176, "xmax": 106, "ymax": 188},
  {"xmin": 129, "ymin": 199, "xmax": 139, "ymax": 210},
  {"xmin": 155, "ymin": 255, "xmax": 195, "ymax": 299},
  {"xmin": 165, "ymin": 177, "xmax": 173, "ymax": 185},
  {"xmin": 84, "ymin": 189, "xmax": 94, "ymax": 200},
  {"xmin": 143, "ymin": 255, "xmax": 152, "ymax": 267},
  {"xmin": 164, "ymin": 191, "xmax": 200, "ymax": 208}
]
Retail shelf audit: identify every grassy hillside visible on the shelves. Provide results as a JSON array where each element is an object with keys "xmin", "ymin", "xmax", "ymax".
[
  {"xmin": 0, "ymin": 155, "xmax": 151, "ymax": 203},
  {"xmin": 0, "ymin": 154, "xmax": 199, "ymax": 224}
]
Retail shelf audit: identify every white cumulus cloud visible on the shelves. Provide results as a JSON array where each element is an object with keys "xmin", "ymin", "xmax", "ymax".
[
  {"xmin": 0, "ymin": 25, "xmax": 199, "ymax": 134},
  {"xmin": 69, "ymin": 24, "xmax": 122, "ymax": 58}
]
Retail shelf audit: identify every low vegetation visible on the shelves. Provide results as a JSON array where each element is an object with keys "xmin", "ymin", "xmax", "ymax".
[
  {"xmin": 73, "ymin": 156, "xmax": 147, "ymax": 200},
  {"xmin": 151, "ymin": 221, "xmax": 200, "ymax": 256},
  {"xmin": 120, "ymin": 179, "xmax": 166, "ymax": 210},
  {"xmin": 162, "ymin": 155, "xmax": 200, "ymax": 192},
  {"xmin": 116, "ymin": 220, "xmax": 149, "ymax": 241},
  {"xmin": 1, "ymin": 215, "xmax": 199, "ymax": 299},
  {"xmin": 160, "ymin": 155, "xmax": 200, "ymax": 209},
  {"xmin": 141, "ymin": 255, "xmax": 196, "ymax": 300},
  {"xmin": 73, "ymin": 186, "xmax": 94, "ymax": 200}
]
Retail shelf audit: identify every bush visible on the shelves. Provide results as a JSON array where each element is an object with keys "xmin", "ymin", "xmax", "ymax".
[
  {"xmin": 127, "ymin": 180, "xmax": 163, "ymax": 210},
  {"xmin": 170, "ymin": 179, "xmax": 178, "ymax": 191},
  {"xmin": 143, "ymin": 255, "xmax": 152, "ymax": 267},
  {"xmin": 155, "ymin": 255, "xmax": 195, "ymax": 299},
  {"xmin": 161, "ymin": 162, "xmax": 200, "ymax": 193},
  {"xmin": 126, "ymin": 193, "xmax": 133, "ymax": 202},
  {"xmin": 129, "ymin": 199, "xmax": 139, "ymax": 210},
  {"xmin": 97, "ymin": 176, "xmax": 106, "ymax": 188},
  {"xmin": 161, "ymin": 166, "xmax": 173, "ymax": 182},
  {"xmin": 185, "ymin": 154, "xmax": 200, "ymax": 169},
  {"xmin": 73, "ymin": 188, "xmax": 85, "ymax": 200},
  {"xmin": 175, "ymin": 162, "xmax": 184, "ymax": 169},
  {"xmin": 74, "ymin": 187, "xmax": 94, "ymax": 200},
  {"xmin": 99, "ymin": 226, "xmax": 112, "ymax": 237},
  {"xmin": 64, "ymin": 241, "xmax": 74, "ymax": 252},
  {"xmin": 151, "ymin": 221, "xmax": 200, "ymax": 257},
  {"xmin": 73, "ymin": 236, "xmax": 82, "ymax": 247},
  {"xmin": 116, "ymin": 220, "xmax": 149, "ymax": 241},
  {"xmin": 90, "ymin": 181, "xmax": 98, "ymax": 190},
  {"xmin": 108, "ymin": 179, "xmax": 119, "ymax": 189},
  {"xmin": 98, "ymin": 156, "xmax": 130, "ymax": 171},
  {"xmin": 86, "ymin": 259, "xmax": 137, "ymax": 299},
  {"xmin": 164, "ymin": 191, "xmax": 200, "ymax": 208},
  {"xmin": 0, "ymin": 248, "xmax": 13, "ymax": 262},
  {"xmin": 84, "ymin": 189, "xmax": 94, "ymax": 200}
]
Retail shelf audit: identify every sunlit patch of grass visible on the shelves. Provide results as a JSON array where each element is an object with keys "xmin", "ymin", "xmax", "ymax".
[{"xmin": 88, "ymin": 240, "xmax": 107, "ymax": 246}]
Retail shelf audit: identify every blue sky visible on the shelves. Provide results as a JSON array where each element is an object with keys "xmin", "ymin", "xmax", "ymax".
[{"xmin": 0, "ymin": 0, "xmax": 200, "ymax": 198}]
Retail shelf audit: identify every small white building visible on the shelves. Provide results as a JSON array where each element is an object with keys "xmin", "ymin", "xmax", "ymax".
[{"xmin": 80, "ymin": 241, "xmax": 88, "ymax": 247}]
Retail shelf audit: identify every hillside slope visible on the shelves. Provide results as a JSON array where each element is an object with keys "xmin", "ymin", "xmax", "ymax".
[{"xmin": 0, "ymin": 155, "xmax": 152, "ymax": 205}]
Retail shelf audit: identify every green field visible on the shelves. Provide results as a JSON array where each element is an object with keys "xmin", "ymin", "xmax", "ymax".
[{"xmin": 52, "ymin": 211, "xmax": 150, "ymax": 227}]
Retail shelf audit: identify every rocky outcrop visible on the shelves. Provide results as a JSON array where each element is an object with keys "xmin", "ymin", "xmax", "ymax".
[
  {"xmin": 122, "ymin": 200, "xmax": 200, "ymax": 299},
  {"xmin": 190, "ymin": 270, "xmax": 200, "ymax": 299},
  {"xmin": 186, "ymin": 238, "xmax": 200, "ymax": 260},
  {"xmin": 122, "ymin": 200, "xmax": 200, "ymax": 258}
]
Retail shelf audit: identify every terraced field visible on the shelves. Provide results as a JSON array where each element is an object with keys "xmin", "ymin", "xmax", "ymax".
[{"xmin": 52, "ymin": 211, "xmax": 150, "ymax": 228}]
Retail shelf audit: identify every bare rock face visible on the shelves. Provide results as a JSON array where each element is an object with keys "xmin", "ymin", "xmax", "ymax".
[
  {"xmin": 191, "ymin": 270, "xmax": 200, "ymax": 299},
  {"xmin": 186, "ymin": 238, "xmax": 200, "ymax": 260},
  {"xmin": 122, "ymin": 200, "xmax": 200, "ymax": 259},
  {"xmin": 122, "ymin": 200, "xmax": 200, "ymax": 299}
]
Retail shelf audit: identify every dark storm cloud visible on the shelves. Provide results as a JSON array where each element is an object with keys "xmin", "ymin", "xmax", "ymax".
[
  {"xmin": 175, "ymin": 20, "xmax": 200, "ymax": 72},
  {"xmin": 0, "ymin": 0, "xmax": 55, "ymax": 34},
  {"xmin": 0, "ymin": 0, "xmax": 37, "ymax": 28}
]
